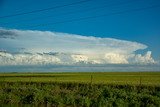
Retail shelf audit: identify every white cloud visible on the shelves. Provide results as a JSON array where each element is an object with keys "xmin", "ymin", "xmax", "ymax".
[
  {"xmin": 0, "ymin": 52, "xmax": 61, "ymax": 65},
  {"xmin": 71, "ymin": 55, "xmax": 88, "ymax": 63},
  {"xmin": 0, "ymin": 28, "xmax": 156, "ymax": 65},
  {"xmin": 131, "ymin": 51, "xmax": 155, "ymax": 64},
  {"xmin": 0, "ymin": 28, "xmax": 147, "ymax": 54},
  {"xmin": 104, "ymin": 53, "xmax": 129, "ymax": 64}
]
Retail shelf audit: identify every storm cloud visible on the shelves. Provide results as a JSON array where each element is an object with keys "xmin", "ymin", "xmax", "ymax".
[{"xmin": 0, "ymin": 28, "xmax": 156, "ymax": 65}]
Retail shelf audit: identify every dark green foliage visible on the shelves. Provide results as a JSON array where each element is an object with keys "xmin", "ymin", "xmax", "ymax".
[{"xmin": 0, "ymin": 82, "xmax": 160, "ymax": 107}]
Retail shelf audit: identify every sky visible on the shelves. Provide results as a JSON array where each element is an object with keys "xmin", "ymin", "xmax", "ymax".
[{"xmin": 0, "ymin": 0, "xmax": 160, "ymax": 71}]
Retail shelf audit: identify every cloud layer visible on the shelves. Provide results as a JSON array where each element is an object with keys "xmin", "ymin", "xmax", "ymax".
[{"xmin": 0, "ymin": 28, "xmax": 156, "ymax": 65}]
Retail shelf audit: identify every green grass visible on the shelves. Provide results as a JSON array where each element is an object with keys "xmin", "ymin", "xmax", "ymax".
[
  {"xmin": 0, "ymin": 72, "xmax": 160, "ymax": 106},
  {"xmin": 0, "ymin": 72, "xmax": 160, "ymax": 85},
  {"xmin": 0, "ymin": 82, "xmax": 160, "ymax": 107}
]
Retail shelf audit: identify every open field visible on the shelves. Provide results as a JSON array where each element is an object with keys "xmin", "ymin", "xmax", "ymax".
[
  {"xmin": 0, "ymin": 72, "xmax": 160, "ymax": 85},
  {"xmin": 0, "ymin": 72, "xmax": 160, "ymax": 106}
]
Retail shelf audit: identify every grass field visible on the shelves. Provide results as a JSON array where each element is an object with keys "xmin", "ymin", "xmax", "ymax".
[
  {"xmin": 0, "ymin": 72, "xmax": 160, "ymax": 107},
  {"xmin": 0, "ymin": 72, "xmax": 160, "ymax": 85}
]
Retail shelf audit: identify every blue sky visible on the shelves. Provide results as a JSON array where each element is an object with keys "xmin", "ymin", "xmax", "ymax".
[
  {"xmin": 0, "ymin": 0, "xmax": 160, "ymax": 68},
  {"xmin": 0, "ymin": 0, "xmax": 160, "ymax": 59}
]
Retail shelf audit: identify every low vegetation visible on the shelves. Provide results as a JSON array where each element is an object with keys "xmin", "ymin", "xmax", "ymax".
[
  {"xmin": 0, "ymin": 72, "xmax": 160, "ymax": 85},
  {"xmin": 0, "ymin": 72, "xmax": 160, "ymax": 106}
]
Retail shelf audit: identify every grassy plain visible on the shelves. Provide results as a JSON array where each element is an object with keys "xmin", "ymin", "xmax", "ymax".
[
  {"xmin": 0, "ymin": 72, "xmax": 160, "ymax": 106},
  {"xmin": 0, "ymin": 72, "xmax": 160, "ymax": 85}
]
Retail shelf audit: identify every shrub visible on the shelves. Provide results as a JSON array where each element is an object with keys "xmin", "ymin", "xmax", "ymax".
[{"xmin": 0, "ymin": 82, "xmax": 160, "ymax": 106}]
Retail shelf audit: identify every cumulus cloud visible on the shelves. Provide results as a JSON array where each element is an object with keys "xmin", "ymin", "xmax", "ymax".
[
  {"xmin": 104, "ymin": 53, "xmax": 129, "ymax": 64},
  {"xmin": 131, "ymin": 51, "xmax": 155, "ymax": 64},
  {"xmin": 0, "ymin": 28, "xmax": 156, "ymax": 65},
  {"xmin": 0, "ymin": 52, "xmax": 61, "ymax": 65}
]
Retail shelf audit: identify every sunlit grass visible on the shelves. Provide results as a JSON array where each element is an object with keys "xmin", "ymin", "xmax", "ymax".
[
  {"xmin": 0, "ymin": 72, "xmax": 160, "ymax": 86},
  {"xmin": 0, "ymin": 72, "xmax": 160, "ymax": 106}
]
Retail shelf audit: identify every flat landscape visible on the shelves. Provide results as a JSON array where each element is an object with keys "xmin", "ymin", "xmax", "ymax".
[
  {"xmin": 1, "ymin": 0, "xmax": 160, "ymax": 106},
  {"xmin": 0, "ymin": 72, "xmax": 160, "ymax": 85},
  {"xmin": 0, "ymin": 72, "xmax": 160, "ymax": 106}
]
